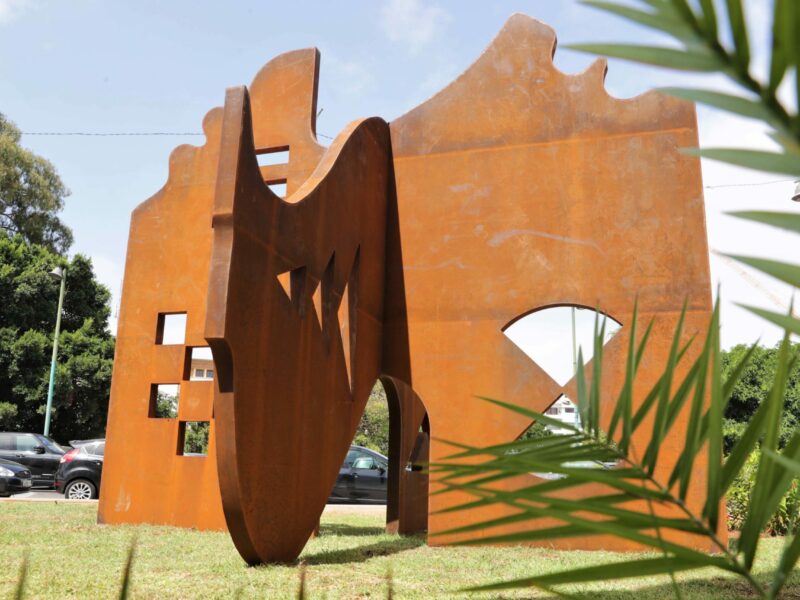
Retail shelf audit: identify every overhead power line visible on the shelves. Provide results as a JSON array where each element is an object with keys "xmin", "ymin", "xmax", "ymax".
[
  {"xmin": 21, "ymin": 131, "xmax": 336, "ymax": 140},
  {"xmin": 22, "ymin": 131, "xmax": 205, "ymax": 137},
  {"xmin": 16, "ymin": 133, "xmax": 798, "ymax": 185},
  {"xmin": 705, "ymin": 178, "xmax": 795, "ymax": 189}
]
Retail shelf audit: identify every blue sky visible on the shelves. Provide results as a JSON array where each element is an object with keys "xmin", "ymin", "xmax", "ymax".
[{"xmin": 1, "ymin": 0, "xmax": 797, "ymax": 351}]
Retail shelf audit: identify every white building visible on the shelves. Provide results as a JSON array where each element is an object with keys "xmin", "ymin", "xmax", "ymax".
[{"xmin": 544, "ymin": 396, "xmax": 581, "ymax": 434}]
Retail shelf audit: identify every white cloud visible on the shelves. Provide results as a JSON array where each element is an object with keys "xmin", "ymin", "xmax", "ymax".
[
  {"xmin": 0, "ymin": 0, "xmax": 33, "ymax": 23},
  {"xmin": 380, "ymin": 0, "xmax": 451, "ymax": 53},
  {"xmin": 323, "ymin": 54, "xmax": 373, "ymax": 96}
]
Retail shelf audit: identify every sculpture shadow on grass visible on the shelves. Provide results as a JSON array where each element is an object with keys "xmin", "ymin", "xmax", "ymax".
[
  {"xmin": 318, "ymin": 523, "xmax": 386, "ymax": 537},
  {"xmin": 300, "ymin": 535, "xmax": 426, "ymax": 566}
]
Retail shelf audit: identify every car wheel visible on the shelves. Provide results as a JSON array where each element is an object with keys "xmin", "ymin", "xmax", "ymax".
[{"xmin": 64, "ymin": 479, "xmax": 96, "ymax": 500}]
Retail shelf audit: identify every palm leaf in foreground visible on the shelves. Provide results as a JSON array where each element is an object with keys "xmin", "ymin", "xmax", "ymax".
[
  {"xmin": 432, "ymin": 299, "xmax": 800, "ymax": 598},
  {"xmin": 566, "ymin": 0, "xmax": 800, "ymax": 177}
]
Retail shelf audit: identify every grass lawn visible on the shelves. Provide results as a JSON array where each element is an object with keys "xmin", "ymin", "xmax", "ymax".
[{"xmin": 0, "ymin": 502, "xmax": 798, "ymax": 599}]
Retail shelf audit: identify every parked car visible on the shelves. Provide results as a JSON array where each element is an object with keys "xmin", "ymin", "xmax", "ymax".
[
  {"xmin": 68, "ymin": 438, "xmax": 103, "ymax": 448},
  {"xmin": 328, "ymin": 445, "xmax": 388, "ymax": 504},
  {"xmin": 55, "ymin": 440, "xmax": 104, "ymax": 500},
  {"xmin": 0, "ymin": 432, "xmax": 67, "ymax": 488},
  {"xmin": 0, "ymin": 458, "xmax": 33, "ymax": 497}
]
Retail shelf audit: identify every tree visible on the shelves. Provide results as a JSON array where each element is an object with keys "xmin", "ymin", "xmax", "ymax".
[
  {"xmin": 0, "ymin": 233, "xmax": 114, "ymax": 442},
  {"xmin": 353, "ymin": 383, "xmax": 390, "ymax": 455},
  {"xmin": 184, "ymin": 422, "xmax": 209, "ymax": 454},
  {"xmin": 723, "ymin": 343, "xmax": 800, "ymax": 453},
  {"xmin": 0, "ymin": 113, "xmax": 73, "ymax": 254}
]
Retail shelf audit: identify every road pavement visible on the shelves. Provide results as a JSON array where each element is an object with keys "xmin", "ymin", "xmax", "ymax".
[{"xmin": 1, "ymin": 491, "xmax": 387, "ymax": 516}]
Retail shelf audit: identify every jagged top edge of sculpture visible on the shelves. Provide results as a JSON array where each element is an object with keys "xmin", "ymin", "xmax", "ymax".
[
  {"xmin": 248, "ymin": 47, "xmax": 322, "ymax": 142},
  {"xmin": 134, "ymin": 12, "xmax": 694, "ymax": 218},
  {"xmin": 391, "ymin": 13, "xmax": 690, "ymax": 125},
  {"xmin": 213, "ymin": 86, "xmax": 388, "ymax": 211},
  {"xmin": 135, "ymin": 49, "xmax": 377, "ymax": 216}
]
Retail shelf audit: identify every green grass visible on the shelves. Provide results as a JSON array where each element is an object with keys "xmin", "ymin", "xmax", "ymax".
[{"xmin": 0, "ymin": 502, "xmax": 798, "ymax": 599}]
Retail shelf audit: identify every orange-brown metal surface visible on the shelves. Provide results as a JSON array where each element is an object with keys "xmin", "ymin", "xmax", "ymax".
[
  {"xmin": 100, "ymin": 13, "xmax": 718, "ymax": 564},
  {"xmin": 206, "ymin": 85, "xmax": 392, "ymax": 563},
  {"xmin": 97, "ymin": 102, "xmax": 226, "ymax": 530},
  {"xmin": 386, "ymin": 14, "xmax": 715, "ymax": 550}
]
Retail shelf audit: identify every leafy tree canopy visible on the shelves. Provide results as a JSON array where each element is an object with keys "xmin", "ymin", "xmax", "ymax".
[
  {"xmin": 722, "ymin": 342, "xmax": 800, "ymax": 453},
  {"xmin": 0, "ymin": 114, "xmax": 73, "ymax": 254},
  {"xmin": 353, "ymin": 383, "xmax": 390, "ymax": 455},
  {"xmin": 0, "ymin": 232, "xmax": 114, "ymax": 442}
]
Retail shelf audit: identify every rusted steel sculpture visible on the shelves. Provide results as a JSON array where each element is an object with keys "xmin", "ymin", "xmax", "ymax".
[{"xmin": 100, "ymin": 14, "xmax": 716, "ymax": 563}]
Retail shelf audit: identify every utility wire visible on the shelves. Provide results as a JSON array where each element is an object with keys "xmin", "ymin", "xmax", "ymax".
[
  {"xmin": 22, "ymin": 131, "xmax": 204, "ymax": 137},
  {"xmin": 16, "ymin": 133, "xmax": 798, "ymax": 184},
  {"xmin": 22, "ymin": 130, "xmax": 336, "ymax": 140},
  {"xmin": 705, "ymin": 177, "xmax": 795, "ymax": 189}
]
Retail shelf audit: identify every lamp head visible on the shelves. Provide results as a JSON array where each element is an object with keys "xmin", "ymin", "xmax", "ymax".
[{"xmin": 48, "ymin": 266, "xmax": 65, "ymax": 281}]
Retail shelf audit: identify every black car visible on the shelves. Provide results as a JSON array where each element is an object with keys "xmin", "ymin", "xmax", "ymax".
[
  {"xmin": 55, "ymin": 439, "xmax": 104, "ymax": 499},
  {"xmin": 329, "ymin": 445, "xmax": 388, "ymax": 504},
  {"xmin": 0, "ymin": 458, "xmax": 33, "ymax": 497},
  {"xmin": 0, "ymin": 432, "xmax": 67, "ymax": 488}
]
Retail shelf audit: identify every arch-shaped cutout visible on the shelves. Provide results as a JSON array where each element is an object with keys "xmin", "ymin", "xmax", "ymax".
[
  {"xmin": 503, "ymin": 305, "xmax": 622, "ymax": 386},
  {"xmin": 382, "ymin": 375, "xmax": 429, "ymax": 536}
]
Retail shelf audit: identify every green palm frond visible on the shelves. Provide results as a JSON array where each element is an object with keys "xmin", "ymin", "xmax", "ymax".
[
  {"xmin": 432, "ymin": 293, "xmax": 800, "ymax": 597},
  {"xmin": 433, "ymin": 317, "xmax": 800, "ymax": 596},
  {"xmin": 432, "ymin": 2, "xmax": 800, "ymax": 597},
  {"xmin": 567, "ymin": 0, "xmax": 800, "ymax": 176}
]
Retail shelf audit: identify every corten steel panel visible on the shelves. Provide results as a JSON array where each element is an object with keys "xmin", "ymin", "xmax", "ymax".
[
  {"xmin": 98, "ymin": 49, "xmax": 334, "ymax": 531},
  {"xmin": 102, "ymin": 12, "xmax": 718, "ymax": 564},
  {"xmin": 385, "ymin": 14, "xmax": 718, "ymax": 550},
  {"xmin": 206, "ymin": 87, "xmax": 392, "ymax": 563},
  {"xmin": 97, "ymin": 104, "xmax": 226, "ymax": 529}
]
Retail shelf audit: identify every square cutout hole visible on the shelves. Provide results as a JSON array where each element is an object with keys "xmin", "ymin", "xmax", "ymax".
[
  {"xmin": 268, "ymin": 181, "xmax": 287, "ymax": 198},
  {"xmin": 184, "ymin": 347, "xmax": 214, "ymax": 381},
  {"xmin": 149, "ymin": 384, "xmax": 179, "ymax": 418},
  {"xmin": 156, "ymin": 313, "xmax": 187, "ymax": 345},
  {"xmin": 256, "ymin": 146, "xmax": 289, "ymax": 166},
  {"xmin": 178, "ymin": 421, "xmax": 209, "ymax": 456}
]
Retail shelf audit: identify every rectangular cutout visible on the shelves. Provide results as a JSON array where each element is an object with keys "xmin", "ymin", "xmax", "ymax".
[
  {"xmin": 156, "ymin": 312, "xmax": 187, "ymax": 345},
  {"xmin": 268, "ymin": 181, "xmax": 287, "ymax": 198},
  {"xmin": 185, "ymin": 346, "xmax": 214, "ymax": 381},
  {"xmin": 178, "ymin": 421, "xmax": 209, "ymax": 456},
  {"xmin": 256, "ymin": 146, "xmax": 290, "ymax": 166},
  {"xmin": 149, "ymin": 384, "xmax": 179, "ymax": 418}
]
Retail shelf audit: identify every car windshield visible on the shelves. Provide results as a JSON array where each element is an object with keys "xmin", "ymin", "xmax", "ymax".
[{"xmin": 40, "ymin": 436, "xmax": 68, "ymax": 454}]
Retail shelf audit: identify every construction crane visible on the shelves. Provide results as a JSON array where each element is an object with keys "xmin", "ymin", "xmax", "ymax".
[{"xmin": 711, "ymin": 249, "xmax": 798, "ymax": 318}]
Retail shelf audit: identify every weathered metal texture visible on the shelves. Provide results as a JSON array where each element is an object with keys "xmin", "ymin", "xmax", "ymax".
[
  {"xmin": 98, "ymin": 49, "xmax": 337, "ymax": 532},
  {"xmin": 97, "ymin": 103, "xmax": 226, "ymax": 530},
  {"xmin": 101, "ymin": 12, "xmax": 718, "ymax": 564},
  {"xmin": 384, "ymin": 376, "xmax": 429, "ymax": 536},
  {"xmin": 206, "ymin": 83, "xmax": 392, "ymax": 563},
  {"xmin": 385, "ymin": 14, "xmax": 716, "ymax": 550}
]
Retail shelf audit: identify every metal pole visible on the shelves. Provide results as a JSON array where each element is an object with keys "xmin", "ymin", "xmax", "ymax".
[
  {"xmin": 571, "ymin": 306, "xmax": 577, "ymax": 375},
  {"xmin": 44, "ymin": 270, "xmax": 66, "ymax": 437}
]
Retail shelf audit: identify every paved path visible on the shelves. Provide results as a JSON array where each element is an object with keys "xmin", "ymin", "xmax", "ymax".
[
  {"xmin": 3, "ymin": 490, "xmax": 68, "ymax": 501},
  {"xmin": 2, "ymin": 491, "xmax": 386, "ymax": 516}
]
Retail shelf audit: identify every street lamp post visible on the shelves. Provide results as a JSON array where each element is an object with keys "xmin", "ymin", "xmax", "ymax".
[
  {"xmin": 43, "ymin": 266, "xmax": 66, "ymax": 437},
  {"xmin": 571, "ymin": 306, "xmax": 577, "ymax": 376}
]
